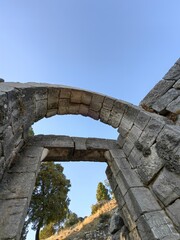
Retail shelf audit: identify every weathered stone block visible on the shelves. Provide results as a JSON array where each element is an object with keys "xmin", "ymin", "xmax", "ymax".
[
  {"xmin": 129, "ymin": 228, "xmax": 141, "ymax": 240},
  {"xmin": 35, "ymin": 99, "xmax": 47, "ymax": 120},
  {"xmin": 174, "ymin": 79, "xmax": 180, "ymax": 89},
  {"xmin": 152, "ymin": 88, "xmax": 180, "ymax": 113},
  {"xmin": 121, "ymin": 204, "xmax": 136, "ymax": 231},
  {"xmin": 136, "ymin": 144, "xmax": 164, "ymax": 185},
  {"xmin": 163, "ymin": 61, "xmax": 180, "ymax": 81},
  {"xmin": 34, "ymin": 88, "xmax": 47, "ymax": 101},
  {"xmin": 100, "ymin": 108, "xmax": 111, "ymax": 124},
  {"xmin": 60, "ymin": 88, "xmax": 71, "ymax": 99},
  {"xmin": 103, "ymin": 96, "xmax": 115, "ymax": 110},
  {"xmin": 128, "ymin": 125, "xmax": 142, "ymax": 142},
  {"xmin": 71, "ymin": 89, "xmax": 82, "ymax": 103},
  {"xmin": 137, "ymin": 210, "xmax": 180, "ymax": 240},
  {"xmin": 134, "ymin": 110, "xmax": 151, "ymax": 130},
  {"xmin": 88, "ymin": 109, "xmax": 100, "ymax": 120},
  {"xmin": 138, "ymin": 118, "xmax": 164, "ymax": 148},
  {"xmin": 167, "ymin": 199, "xmax": 180, "ymax": 232},
  {"xmin": 81, "ymin": 91, "xmax": 92, "ymax": 105},
  {"xmin": 109, "ymin": 209, "xmax": 124, "ymax": 234},
  {"xmin": 128, "ymin": 147, "xmax": 143, "ymax": 169},
  {"xmin": 90, "ymin": 93, "xmax": 104, "ymax": 112},
  {"xmin": 124, "ymin": 187, "xmax": 161, "ymax": 221},
  {"xmin": 46, "ymin": 108, "xmax": 57, "ymax": 117},
  {"xmin": 8, "ymin": 146, "xmax": 43, "ymax": 174},
  {"xmin": 68, "ymin": 103, "xmax": 80, "ymax": 114},
  {"xmin": 79, "ymin": 104, "xmax": 89, "ymax": 116},
  {"xmin": 73, "ymin": 137, "xmax": 87, "ymax": 151},
  {"xmin": 140, "ymin": 79, "xmax": 175, "ymax": 106},
  {"xmin": 166, "ymin": 96, "xmax": 180, "ymax": 114},
  {"xmin": 58, "ymin": 98, "xmax": 70, "ymax": 114},
  {"xmin": 0, "ymin": 171, "xmax": 36, "ymax": 200},
  {"xmin": 156, "ymin": 125, "xmax": 180, "ymax": 174},
  {"xmin": 108, "ymin": 110, "xmax": 123, "ymax": 128},
  {"xmin": 123, "ymin": 138, "xmax": 134, "ymax": 156},
  {"xmin": 108, "ymin": 150, "xmax": 143, "ymax": 195},
  {"xmin": 0, "ymin": 198, "xmax": 28, "ymax": 240},
  {"xmin": 47, "ymin": 88, "xmax": 60, "ymax": 109},
  {"xmin": 152, "ymin": 168, "xmax": 180, "ymax": 206}
]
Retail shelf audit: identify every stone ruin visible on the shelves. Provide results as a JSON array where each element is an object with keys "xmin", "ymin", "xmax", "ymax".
[{"xmin": 0, "ymin": 59, "xmax": 179, "ymax": 239}]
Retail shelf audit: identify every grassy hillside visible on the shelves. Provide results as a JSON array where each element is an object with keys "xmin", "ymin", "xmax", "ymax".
[{"xmin": 46, "ymin": 199, "xmax": 117, "ymax": 240}]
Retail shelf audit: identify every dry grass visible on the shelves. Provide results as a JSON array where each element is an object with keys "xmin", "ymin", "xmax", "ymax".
[{"xmin": 46, "ymin": 199, "xmax": 117, "ymax": 240}]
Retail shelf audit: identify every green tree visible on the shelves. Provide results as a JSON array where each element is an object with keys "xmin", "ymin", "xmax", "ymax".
[
  {"xmin": 64, "ymin": 211, "xmax": 80, "ymax": 228},
  {"xmin": 25, "ymin": 162, "xmax": 71, "ymax": 240},
  {"xmin": 39, "ymin": 222, "xmax": 55, "ymax": 239},
  {"xmin": 96, "ymin": 182, "xmax": 110, "ymax": 203}
]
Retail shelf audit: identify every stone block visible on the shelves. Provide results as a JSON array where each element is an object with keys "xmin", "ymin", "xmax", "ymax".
[
  {"xmin": 108, "ymin": 110, "xmax": 123, "ymax": 128},
  {"xmin": 156, "ymin": 125, "xmax": 180, "ymax": 174},
  {"xmin": 81, "ymin": 91, "xmax": 92, "ymax": 105},
  {"xmin": 90, "ymin": 93, "xmax": 104, "ymax": 112},
  {"xmin": 70, "ymin": 89, "xmax": 82, "ymax": 103},
  {"xmin": 174, "ymin": 79, "xmax": 180, "ymax": 89},
  {"xmin": 134, "ymin": 110, "xmax": 150, "ymax": 130},
  {"xmin": 0, "ymin": 92, "xmax": 8, "ymax": 125},
  {"xmin": 68, "ymin": 103, "xmax": 80, "ymax": 114},
  {"xmin": 60, "ymin": 88, "xmax": 71, "ymax": 99},
  {"xmin": 121, "ymin": 204, "xmax": 136, "ymax": 231},
  {"xmin": 108, "ymin": 150, "xmax": 143, "ymax": 195},
  {"xmin": 122, "ymin": 138, "xmax": 134, "ymax": 156},
  {"xmin": 0, "ymin": 198, "xmax": 28, "ymax": 240},
  {"xmin": 47, "ymin": 88, "xmax": 60, "ymax": 109},
  {"xmin": 137, "ymin": 210, "xmax": 180, "ymax": 240},
  {"xmin": 34, "ymin": 88, "xmax": 47, "ymax": 101},
  {"xmin": 58, "ymin": 98, "xmax": 69, "ymax": 114},
  {"xmin": 114, "ymin": 185, "xmax": 125, "ymax": 210},
  {"xmin": 152, "ymin": 168, "xmax": 180, "ymax": 206},
  {"xmin": 167, "ymin": 199, "xmax": 180, "ymax": 232},
  {"xmin": 109, "ymin": 209, "xmax": 124, "ymax": 234},
  {"xmin": 136, "ymin": 144, "xmax": 164, "ymax": 185},
  {"xmin": 128, "ymin": 125, "xmax": 142, "ymax": 142},
  {"xmin": 73, "ymin": 137, "xmax": 87, "ymax": 151},
  {"xmin": 152, "ymin": 88, "xmax": 180, "ymax": 113},
  {"xmin": 8, "ymin": 146, "xmax": 43, "ymax": 174},
  {"xmin": 100, "ymin": 108, "xmax": 111, "ymax": 124},
  {"xmin": 124, "ymin": 187, "xmax": 161, "ymax": 221},
  {"xmin": 128, "ymin": 147, "xmax": 143, "ymax": 169},
  {"xmin": 129, "ymin": 228, "xmax": 141, "ymax": 240},
  {"xmin": 119, "ymin": 105, "xmax": 139, "ymax": 135},
  {"xmin": 35, "ymin": 99, "xmax": 47, "ymax": 120},
  {"xmin": 140, "ymin": 79, "xmax": 175, "ymax": 106},
  {"xmin": 0, "ymin": 171, "xmax": 36, "ymax": 200},
  {"xmin": 103, "ymin": 96, "xmax": 115, "ymax": 110},
  {"xmin": 167, "ymin": 96, "xmax": 180, "ymax": 114},
  {"xmin": 138, "ymin": 118, "xmax": 164, "ymax": 148},
  {"xmin": 79, "ymin": 104, "xmax": 89, "ymax": 116},
  {"xmin": 163, "ymin": 61, "xmax": 180, "ymax": 81},
  {"xmin": 46, "ymin": 108, "xmax": 57, "ymax": 117},
  {"xmin": 88, "ymin": 109, "xmax": 100, "ymax": 120}
]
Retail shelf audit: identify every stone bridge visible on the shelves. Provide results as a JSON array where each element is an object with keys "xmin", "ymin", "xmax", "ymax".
[{"xmin": 0, "ymin": 59, "xmax": 180, "ymax": 239}]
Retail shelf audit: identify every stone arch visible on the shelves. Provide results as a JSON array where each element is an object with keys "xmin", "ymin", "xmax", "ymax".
[{"xmin": 0, "ymin": 59, "xmax": 180, "ymax": 239}]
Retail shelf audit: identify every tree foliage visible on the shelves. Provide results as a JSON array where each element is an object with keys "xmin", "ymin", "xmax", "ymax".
[
  {"xmin": 64, "ymin": 211, "xmax": 80, "ymax": 228},
  {"xmin": 96, "ymin": 182, "xmax": 110, "ymax": 203},
  {"xmin": 24, "ymin": 162, "xmax": 71, "ymax": 240},
  {"xmin": 39, "ymin": 223, "xmax": 55, "ymax": 239}
]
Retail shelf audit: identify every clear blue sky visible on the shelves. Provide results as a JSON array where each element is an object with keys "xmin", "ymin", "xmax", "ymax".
[{"xmin": 0, "ymin": 1, "xmax": 180, "ymax": 239}]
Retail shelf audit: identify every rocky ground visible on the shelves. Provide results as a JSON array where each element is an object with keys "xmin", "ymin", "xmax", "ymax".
[{"xmin": 46, "ymin": 199, "xmax": 123, "ymax": 240}]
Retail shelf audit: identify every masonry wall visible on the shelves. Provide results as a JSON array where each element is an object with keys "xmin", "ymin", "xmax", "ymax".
[{"xmin": 0, "ymin": 59, "xmax": 179, "ymax": 239}]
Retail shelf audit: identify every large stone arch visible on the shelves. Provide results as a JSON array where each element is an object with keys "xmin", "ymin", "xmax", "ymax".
[{"xmin": 0, "ymin": 59, "xmax": 180, "ymax": 239}]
